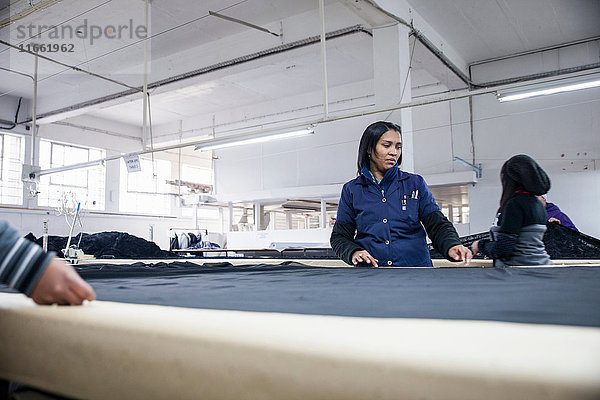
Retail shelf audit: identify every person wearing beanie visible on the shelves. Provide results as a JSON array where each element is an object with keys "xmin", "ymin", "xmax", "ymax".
[
  {"xmin": 472, "ymin": 154, "xmax": 552, "ymax": 266},
  {"xmin": 330, "ymin": 121, "xmax": 471, "ymax": 267},
  {"xmin": 537, "ymin": 195, "xmax": 579, "ymax": 231}
]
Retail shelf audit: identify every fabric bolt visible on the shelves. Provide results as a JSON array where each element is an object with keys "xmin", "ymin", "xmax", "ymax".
[
  {"xmin": 331, "ymin": 167, "xmax": 461, "ymax": 267},
  {"xmin": 0, "ymin": 220, "xmax": 53, "ymax": 296},
  {"xmin": 4, "ymin": 261, "xmax": 595, "ymax": 327},
  {"xmin": 169, "ymin": 234, "xmax": 179, "ymax": 251},
  {"xmin": 178, "ymin": 232, "xmax": 190, "ymax": 250}
]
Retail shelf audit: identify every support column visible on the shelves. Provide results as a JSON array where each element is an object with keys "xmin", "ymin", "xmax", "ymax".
[
  {"xmin": 254, "ymin": 203, "xmax": 261, "ymax": 232},
  {"xmin": 228, "ymin": 202, "xmax": 233, "ymax": 232},
  {"xmin": 104, "ymin": 152, "xmax": 120, "ymax": 213},
  {"xmin": 320, "ymin": 199, "xmax": 327, "ymax": 229},
  {"xmin": 218, "ymin": 206, "xmax": 224, "ymax": 234},
  {"xmin": 373, "ymin": 23, "xmax": 414, "ymax": 172}
]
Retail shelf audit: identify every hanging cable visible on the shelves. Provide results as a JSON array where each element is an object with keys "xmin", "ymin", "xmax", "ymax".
[
  {"xmin": 384, "ymin": 33, "xmax": 417, "ymax": 121},
  {"xmin": 147, "ymin": 92, "xmax": 156, "ymax": 179},
  {"xmin": 0, "ymin": 97, "xmax": 22, "ymax": 130}
]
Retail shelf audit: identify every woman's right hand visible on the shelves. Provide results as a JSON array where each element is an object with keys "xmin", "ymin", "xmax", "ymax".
[{"xmin": 351, "ymin": 250, "xmax": 379, "ymax": 267}]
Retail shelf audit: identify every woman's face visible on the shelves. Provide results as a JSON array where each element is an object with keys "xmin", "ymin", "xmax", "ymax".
[{"xmin": 370, "ymin": 129, "xmax": 402, "ymax": 177}]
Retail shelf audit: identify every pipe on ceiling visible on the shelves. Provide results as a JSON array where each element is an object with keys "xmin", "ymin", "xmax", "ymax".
[{"xmin": 27, "ymin": 25, "xmax": 372, "ymax": 123}]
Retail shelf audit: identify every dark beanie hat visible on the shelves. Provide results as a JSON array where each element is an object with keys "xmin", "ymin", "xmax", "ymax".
[{"xmin": 503, "ymin": 154, "xmax": 551, "ymax": 195}]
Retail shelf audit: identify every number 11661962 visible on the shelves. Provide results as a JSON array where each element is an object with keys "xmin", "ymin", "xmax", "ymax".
[{"xmin": 19, "ymin": 43, "xmax": 75, "ymax": 53}]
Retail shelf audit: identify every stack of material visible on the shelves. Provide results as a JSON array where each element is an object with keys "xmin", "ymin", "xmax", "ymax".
[{"xmin": 26, "ymin": 231, "xmax": 179, "ymax": 259}]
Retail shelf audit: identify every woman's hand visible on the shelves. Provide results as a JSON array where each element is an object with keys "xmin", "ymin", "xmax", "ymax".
[
  {"xmin": 471, "ymin": 240, "xmax": 480, "ymax": 256},
  {"xmin": 31, "ymin": 257, "xmax": 96, "ymax": 305},
  {"xmin": 351, "ymin": 250, "xmax": 379, "ymax": 267},
  {"xmin": 448, "ymin": 245, "xmax": 472, "ymax": 266}
]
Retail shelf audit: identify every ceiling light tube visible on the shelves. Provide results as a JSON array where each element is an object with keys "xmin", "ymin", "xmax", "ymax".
[
  {"xmin": 195, "ymin": 127, "xmax": 315, "ymax": 151},
  {"xmin": 497, "ymin": 79, "xmax": 600, "ymax": 102}
]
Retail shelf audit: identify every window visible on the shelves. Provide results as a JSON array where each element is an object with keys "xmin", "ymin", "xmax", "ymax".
[
  {"xmin": 181, "ymin": 164, "xmax": 212, "ymax": 187},
  {"xmin": 37, "ymin": 140, "xmax": 106, "ymax": 210},
  {"xmin": 452, "ymin": 207, "xmax": 461, "ymax": 224},
  {"xmin": 119, "ymin": 156, "xmax": 172, "ymax": 215},
  {"xmin": 178, "ymin": 162, "xmax": 213, "ymax": 218},
  {"xmin": 0, "ymin": 132, "xmax": 25, "ymax": 205},
  {"xmin": 461, "ymin": 206, "xmax": 470, "ymax": 224}
]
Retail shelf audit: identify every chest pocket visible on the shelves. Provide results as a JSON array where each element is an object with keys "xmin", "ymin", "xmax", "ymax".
[{"xmin": 398, "ymin": 195, "xmax": 419, "ymax": 223}]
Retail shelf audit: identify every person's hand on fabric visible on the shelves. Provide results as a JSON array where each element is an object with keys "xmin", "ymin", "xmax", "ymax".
[
  {"xmin": 448, "ymin": 245, "xmax": 472, "ymax": 265},
  {"xmin": 471, "ymin": 240, "xmax": 480, "ymax": 256},
  {"xmin": 351, "ymin": 250, "xmax": 379, "ymax": 267},
  {"xmin": 548, "ymin": 217, "xmax": 561, "ymax": 224},
  {"xmin": 30, "ymin": 257, "xmax": 96, "ymax": 305}
]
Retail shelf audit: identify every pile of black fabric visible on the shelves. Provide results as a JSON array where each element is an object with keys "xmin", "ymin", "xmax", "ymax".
[
  {"xmin": 25, "ymin": 231, "xmax": 179, "ymax": 259},
  {"xmin": 543, "ymin": 222, "xmax": 600, "ymax": 259},
  {"xmin": 429, "ymin": 222, "xmax": 600, "ymax": 259}
]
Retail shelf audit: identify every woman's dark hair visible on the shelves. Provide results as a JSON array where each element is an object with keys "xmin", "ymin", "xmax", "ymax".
[
  {"xmin": 499, "ymin": 154, "xmax": 551, "ymax": 209},
  {"xmin": 357, "ymin": 121, "xmax": 402, "ymax": 175}
]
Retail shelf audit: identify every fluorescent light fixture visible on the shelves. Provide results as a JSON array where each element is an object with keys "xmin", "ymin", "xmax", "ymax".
[
  {"xmin": 195, "ymin": 127, "xmax": 315, "ymax": 151},
  {"xmin": 497, "ymin": 79, "xmax": 600, "ymax": 102}
]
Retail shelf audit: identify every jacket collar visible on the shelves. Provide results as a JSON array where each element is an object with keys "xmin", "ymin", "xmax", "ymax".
[{"xmin": 358, "ymin": 166, "xmax": 409, "ymax": 186}]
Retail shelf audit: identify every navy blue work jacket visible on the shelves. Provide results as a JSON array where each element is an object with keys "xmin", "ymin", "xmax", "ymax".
[{"xmin": 336, "ymin": 168, "xmax": 440, "ymax": 267}]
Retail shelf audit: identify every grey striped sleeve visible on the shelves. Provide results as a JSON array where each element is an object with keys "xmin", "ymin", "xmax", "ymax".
[{"xmin": 0, "ymin": 220, "xmax": 54, "ymax": 296}]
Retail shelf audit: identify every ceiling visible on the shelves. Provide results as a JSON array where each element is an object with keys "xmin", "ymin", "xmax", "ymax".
[
  {"xmin": 0, "ymin": 0, "xmax": 599, "ymax": 131},
  {"xmin": 407, "ymin": 0, "xmax": 600, "ymax": 64}
]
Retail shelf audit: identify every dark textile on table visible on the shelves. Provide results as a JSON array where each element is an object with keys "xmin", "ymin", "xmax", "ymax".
[
  {"xmin": 543, "ymin": 222, "xmax": 600, "ymax": 259},
  {"xmin": 25, "ymin": 231, "xmax": 179, "ymax": 259},
  {"xmin": 20, "ymin": 262, "xmax": 596, "ymax": 327}
]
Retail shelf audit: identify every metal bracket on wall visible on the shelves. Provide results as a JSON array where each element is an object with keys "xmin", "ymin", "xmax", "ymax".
[{"xmin": 453, "ymin": 156, "xmax": 482, "ymax": 178}]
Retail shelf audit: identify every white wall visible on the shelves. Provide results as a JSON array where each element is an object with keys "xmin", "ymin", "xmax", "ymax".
[
  {"xmin": 214, "ymin": 113, "xmax": 389, "ymax": 196},
  {"xmin": 543, "ymin": 170, "xmax": 600, "ymax": 237},
  {"xmin": 227, "ymin": 228, "xmax": 332, "ymax": 249}
]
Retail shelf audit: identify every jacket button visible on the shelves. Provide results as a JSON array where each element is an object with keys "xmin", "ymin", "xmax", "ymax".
[
  {"xmin": 387, "ymin": 261, "xmax": 392, "ymax": 265},
  {"xmin": 385, "ymin": 240, "xmax": 389, "ymax": 245},
  {"xmin": 383, "ymin": 218, "xmax": 387, "ymax": 223},
  {"xmin": 382, "ymin": 198, "xmax": 386, "ymax": 202}
]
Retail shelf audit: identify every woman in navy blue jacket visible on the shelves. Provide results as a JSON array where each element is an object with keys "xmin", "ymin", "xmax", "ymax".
[{"xmin": 330, "ymin": 121, "xmax": 471, "ymax": 267}]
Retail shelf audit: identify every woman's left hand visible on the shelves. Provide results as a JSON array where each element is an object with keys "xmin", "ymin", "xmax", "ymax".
[{"xmin": 447, "ymin": 245, "xmax": 472, "ymax": 266}]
